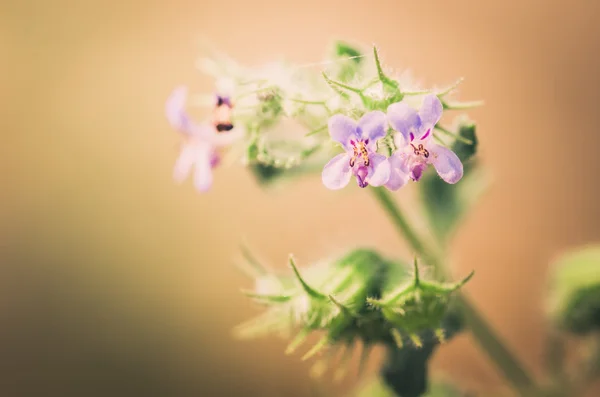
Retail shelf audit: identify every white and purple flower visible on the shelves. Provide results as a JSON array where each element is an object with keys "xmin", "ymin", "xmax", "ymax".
[
  {"xmin": 166, "ymin": 86, "xmax": 241, "ymax": 192},
  {"xmin": 321, "ymin": 111, "xmax": 391, "ymax": 189},
  {"xmin": 385, "ymin": 95, "xmax": 463, "ymax": 190}
]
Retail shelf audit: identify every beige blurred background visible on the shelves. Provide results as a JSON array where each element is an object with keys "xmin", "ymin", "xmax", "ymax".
[{"xmin": 2, "ymin": 0, "xmax": 600, "ymax": 396}]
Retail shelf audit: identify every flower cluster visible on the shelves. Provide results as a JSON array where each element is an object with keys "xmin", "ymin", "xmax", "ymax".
[
  {"xmin": 322, "ymin": 94, "xmax": 463, "ymax": 191},
  {"xmin": 164, "ymin": 43, "xmax": 479, "ymax": 193},
  {"xmin": 163, "ymin": 41, "xmax": 488, "ymax": 396}
]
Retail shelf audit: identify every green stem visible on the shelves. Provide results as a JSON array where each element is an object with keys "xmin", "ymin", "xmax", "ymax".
[
  {"xmin": 370, "ymin": 187, "xmax": 536, "ymax": 395},
  {"xmin": 434, "ymin": 125, "xmax": 474, "ymax": 145},
  {"xmin": 286, "ymin": 98, "xmax": 327, "ymax": 105}
]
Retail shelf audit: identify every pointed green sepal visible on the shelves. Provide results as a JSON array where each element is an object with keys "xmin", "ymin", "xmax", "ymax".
[
  {"xmin": 289, "ymin": 255, "xmax": 326, "ymax": 299},
  {"xmin": 357, "ymin": 342, "xmax": 373, "ymax": 376},
  {"xmin": 372, "ymin": 46, "xmax": 403, "ymax": 103},
  {"xmin": 309, "ymin": 348, "xmax": 335, "ymax": 379},
  {"xmin": 334, "ymin": 343, "xmax": 354, "ymax": 382},
  {"xmin": 302, "ymin": 336, "xmax": 329, "ymax": 360},
  {"xmin": 391, "ymin": 328, "xmax": 404, "ymax": 349},
  {"xmin": 328, "ymin": 294, "xmax": 354, "ymax": 316},
  {"xmin": 285, "ymin": 329, "xmax": 310, "ymax": 355},
  {"xmin": 436, "ymin": 78, "xmax": 464, "ymax": 97},
  {"xmin": 454, "ymin": 270, "xmax": 475, "ymax": 290},
  {"xmin": 241, "ymin": 290, "xmax": 292, "ymax": 303},
  {"xmin": 366, "ymin": 296, "xmax": 384, "ymax": 308},
  {"xmin": 435, "ymin": 328, "xmax": 446, "ymax": 344},
  {"xmin": 442, "ymin": 99, "xmax": 485, "ymax": 110},
  {"xmin": 240, "ymin": 242, "xmax": 269, "ymax": 276},
  {"xmin": 409, "ymin": 333, "xmax": 423, "ymax": 348},
  {"xmin": 413, "ymin": 256, "xmax": 421, "ymax": 287},
  {"xmin": 372, "ymin": 46, "xmax": 400, "ymax": 88},
  {"xmin": 322, "ymin": 72, "xmax": 363, "ymax": 94}
]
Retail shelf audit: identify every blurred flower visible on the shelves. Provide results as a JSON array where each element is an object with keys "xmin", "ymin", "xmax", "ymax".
[
  {"xmin": 236, "ymin": 249, "xmax": 473, "ymax": 378},
  {"xmin": 165, "ymin": 86, "xmax": 242, "ymax": 192},
  {"xmin": 322, "ymin": 111, "xmax": 390, "ymax": 189},
  {"xmin": 548, "ymin": 245, "xmax": 600, "ymax": 334},
  {"xmin": 386, "ymin": 95, "xmax": 463, "ymax": 190}
]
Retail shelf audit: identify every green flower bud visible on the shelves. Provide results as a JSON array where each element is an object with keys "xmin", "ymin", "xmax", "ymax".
[
  {"xmin": 235, "ymin": 248, "xmax": 473, "ymax": 378},
  {"xmin": 547, "ymin": 246, "xmax": 600, "ymax": 334},
  {"xmin": 368, "ymin": 257, "xmax": 474, "ymax": 348}
]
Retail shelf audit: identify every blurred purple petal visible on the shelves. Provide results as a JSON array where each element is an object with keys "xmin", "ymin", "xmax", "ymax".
[
  {"xmin": 328, "ymin": 114, "xmax": 358, "ymax": 150},
  {"xmin": 385, "ymin": 153, "xmax": 410, "ymax": 191},
  {"xmin": 418, "ymin": 94, "xmax": 443, "ymax": 132},
  {"xmin": 429, "ymin": 144, "xmax": 463, "ymax": 184},
  {"xmin": 210, "ymin": 151, "xmax": 221, "ymax": 168},
  {"xmin": 387, "ymin": 102, "xmax": 421, "ymax": 142},
  {"xmin": 322, "ymin": 153, "xmax": 352, "ymax": 190},
  {"xmin": 193, "ymin": 145, "xmax": 214, "ymax": 192},
  {"xmin": 166, "ymin": 86, "xmax": 195, "ymax": 134},
  {"xmin": 365, "ymin": 153, "xmax": 391, "ymax": 187},
  {"xmin": 358, "ymin": 111, "xmax": 387, "ymax": 149},
  {"xmin": 173, "ymin": 144, "xmax": 196, "ymax": 183}
]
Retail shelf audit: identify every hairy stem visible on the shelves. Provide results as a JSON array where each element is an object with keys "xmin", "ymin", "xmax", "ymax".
[
  {"xmin": 370, "ymin": 187, "xmax": 536, "ymax": 395},
  {"xmin": 382, "ymin": 343, "xmax": 435, "ymax": 397}
]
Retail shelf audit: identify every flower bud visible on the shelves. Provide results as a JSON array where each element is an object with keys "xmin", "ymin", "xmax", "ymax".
[
  {"xmin": 547, "ymin": 246, "xmax": 600, "ymax": 334},
  {"xmin": 235, "ymin": 248, "xmax": 473, "ymax": 377}
]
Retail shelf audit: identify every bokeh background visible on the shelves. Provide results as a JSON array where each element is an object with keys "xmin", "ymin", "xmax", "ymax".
[{"xmin": 3, "ymin": 0, "xmax": 600, "ymax": 396}]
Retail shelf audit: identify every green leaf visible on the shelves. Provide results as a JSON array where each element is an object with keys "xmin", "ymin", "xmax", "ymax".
[
  {"xmin": 331, "ymin": 41, "xmax": 365, "ymax": 82},
  {"xmin": 334, "ymin": 41, "xmax": 363, "ymax": 62},
  {"xmin": 548, "ymin": 246, "xmax": 600, "ymax": 334},
  {"xmin": 419, "ymin": 119, "xmax": 487, "ymax": 243},
  {"xmin": 450, "ymin": 118, "xmax": 478, "ymax": 163}
]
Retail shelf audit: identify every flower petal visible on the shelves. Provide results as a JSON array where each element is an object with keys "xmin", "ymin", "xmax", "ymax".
[
  {"xmin": 358, "ymin": 111, "xmax": 387, "ymax": 147},
  {"xmin": 193, "ymin": 145, "xmax": 214, "ymax": 192},
  {"xmin": 418, "ymin": 94, "xmax": 443, "ymax": 131},
  {"xmin": 410, "ymin": 163, "xmax": 427, "ymax": 182},
  {"xmin": 166, "ymin": 86, "xmax": 194, "ymax": 134},
  {"xmin": 365, "ymin": 153, "xmax": 391, "ymax": 187},
  {"xmin": 322, "ymin": 153, "xmax": 352, "ymax": 190},
  {"xmin": 428, "ymin": 144, "xmax": 463, "ymax": 184},
  {"xmin": 385, "ymin": 153, "xmax": 410, "ymax": 191},
  {"xmin": 355, "ymin": 166, "xmax": 369, "ymax": 188},
  {"xmin": 328, "ymin": 114, "xmax": 358, "ymax": 150},
  {"xmin": 173, "ymin": 144, "xmax": 197, "ymax": 183},
  {"xmin": 387, "ymin": 102, "xmax": 421, "ymax": 142},
  {"xmin": 392, "ymin": 132, "xmax": 407, "ymax": 149}
]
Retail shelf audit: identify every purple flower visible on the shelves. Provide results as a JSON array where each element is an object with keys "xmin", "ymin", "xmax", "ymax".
[
  {"xmin": 165, "ymin": 86, "xmax": 241, "ymax": 192},
  {"xmin": 322, "ymin": 111, "xmax": 391, "ymax": 189},
  {"xmin": 385, "ymin": 95, "xmax": 463, "ymax": 190}
]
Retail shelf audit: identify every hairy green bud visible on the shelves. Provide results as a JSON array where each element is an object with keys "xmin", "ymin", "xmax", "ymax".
[
  {"xmin": 235, "ymin": 248, "xmax": 473, "ymax": 378},
  {"xmin": 548, "ymin": 246, "xmax": 600, "ymax": 334}
]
